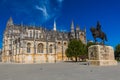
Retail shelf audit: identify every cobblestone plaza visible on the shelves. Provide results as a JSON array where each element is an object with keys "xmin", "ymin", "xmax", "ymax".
[{"xmin": 0, "ymin": 62, "xmax": 120, "ymax": 80}]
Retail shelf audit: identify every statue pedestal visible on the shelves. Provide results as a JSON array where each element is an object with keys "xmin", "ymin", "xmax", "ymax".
[{"xmin": 88, "ymin": 45, "xmax": 117, "ymax": 66}]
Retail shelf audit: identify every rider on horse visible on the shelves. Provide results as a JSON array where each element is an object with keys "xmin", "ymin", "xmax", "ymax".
[
  {"xmin": 96, "ymin": 21, "xmax": 101, "ymax": 33},
  {"xmin": 90, "ymin": 21, "xmax": 107, "ymax": 44}
]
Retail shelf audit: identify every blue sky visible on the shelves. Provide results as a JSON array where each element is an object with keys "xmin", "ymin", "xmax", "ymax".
[{"xmin": 0, "ymin": 0, "xmax": 120, "ymax": 48}]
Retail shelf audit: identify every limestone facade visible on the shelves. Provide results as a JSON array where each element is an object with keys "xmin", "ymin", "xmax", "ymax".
[
  {"xmin": 2, "ymin": 17, "xmax": 86, "ymax": 63},
  {"xmin": 88, "ymin": 45, "xmax": 117, "ymax": 66}
]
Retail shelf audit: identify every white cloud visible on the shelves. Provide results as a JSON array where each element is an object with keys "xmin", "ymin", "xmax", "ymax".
[
  {"xmin": 57, "ymin": 0, "xmax": 64, "ymax": 3},
  {"xmin": 35, "ymin": 0, "xmax": 64, "ymax": 23},
  {"xmin": 35, "ymin": 5, "xmax": 49, "ymax": 19},
  {"xmin": 57, "ymin": 0, "xmax": 64, "ymax": 8}
]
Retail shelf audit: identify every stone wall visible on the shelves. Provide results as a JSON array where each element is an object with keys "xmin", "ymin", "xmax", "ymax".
[
  {"xmin": 88, "ymin": 45, "xmax": 117, "ymax": 66},
  {"xmin": 2, "ymin": 53, "xmax": 67, "ymax": 63}
]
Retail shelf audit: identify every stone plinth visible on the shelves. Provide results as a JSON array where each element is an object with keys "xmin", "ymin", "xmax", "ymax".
[{"xmin": 88, "ymin": 45, "xmax": 117, "ymax": 66}]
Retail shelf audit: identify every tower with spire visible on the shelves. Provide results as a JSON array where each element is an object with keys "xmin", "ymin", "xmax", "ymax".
[
  {"xmin": 70, "ymin": 20, "xmax": 75, "ymax": 38},
  {"xmin": 7, "ymin": 17, "xmax": 13, "ymax": 27},
  {"xmin": 53, "ymin": 20, "xmax": 56, "ymax": 31},
  {"xmin": 71, "ymin": 20, "xmax": 74, "ymax": 33},
  {"xmin": 76, "ymin": 25, "xmax": 80, "ymax": 39}
]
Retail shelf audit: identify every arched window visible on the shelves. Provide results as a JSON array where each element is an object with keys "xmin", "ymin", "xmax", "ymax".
[
  {"xmin": 64, "ymin": 42, "xmax": 67, "ymax": 46},
  {"xmin": 49, "ymin": 44, "xmax": 53, "ymax": 53},
  {"xmin": 27, "ymin": 43, "xmax": 31, "ymax": 53},
  {"xmin": 37, "ymin": 43, "xmax": 44, "ymax": 53},
  {"xmin": 58, "ymin": 42, "xmax": 61, "ymax": 45},
  {"xmin": 30, "ymin": 31, "xmax": 32, "ymax": 38}
]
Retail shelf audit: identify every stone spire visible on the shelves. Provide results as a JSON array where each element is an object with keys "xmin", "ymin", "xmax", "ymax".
[
  {"xmin": 76, "ymin": 25, "xmax": 80, "ymax": 31},
  {"xmin": 71, "ymin": 20, "xmax": 74, "ymax": 33},
  {"xmin": 7, "ymin": 17, "xmax": 13, "ymax": 26},
  {"xmin": 84, "ymin": 26, "xmax": 86, "ymax": 33},
  {"xmin": 53, "ymin": 20, "xmax": 56, "ymax": 31}
]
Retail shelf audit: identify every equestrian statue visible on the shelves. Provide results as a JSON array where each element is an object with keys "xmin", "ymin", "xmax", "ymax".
[{"xmin": 90, "ymin": 21, "xmax": 107, "ymax": 44}]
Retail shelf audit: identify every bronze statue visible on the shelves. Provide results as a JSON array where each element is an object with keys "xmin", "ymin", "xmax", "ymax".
[{"xmin": 90, "ymin": 21, "xmax": 107, "ymax": 44}]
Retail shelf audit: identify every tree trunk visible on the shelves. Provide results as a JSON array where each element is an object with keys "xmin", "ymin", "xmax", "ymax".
[{"xmin": 75, "ymin": 57, "xmax": 77, "ymax": 62}]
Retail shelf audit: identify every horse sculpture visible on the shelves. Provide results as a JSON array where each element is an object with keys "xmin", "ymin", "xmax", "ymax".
[{"xmin": 90, "ymin": 22, "xmax": 107, "ymax": 44}]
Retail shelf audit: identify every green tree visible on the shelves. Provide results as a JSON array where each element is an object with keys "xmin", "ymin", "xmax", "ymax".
[
  {"xmin": 87, "ymin": 41, "xmax": 96, "ymax": 49},
  {"xmin": 66, "ymin": 39, "xmax": 87, "ymax": 62},
  {"xmin": 115, "ymin": 44, "xmax": 120, "ymax": 60},
  {"xmin": 78, "ymin": 43, "xmax": 87, "ymax": 61}
]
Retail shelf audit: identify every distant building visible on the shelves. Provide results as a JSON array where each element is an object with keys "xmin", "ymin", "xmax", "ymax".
[{"xmin": 2, "ymin": 17, "xmax": 86, "ymax": 63}]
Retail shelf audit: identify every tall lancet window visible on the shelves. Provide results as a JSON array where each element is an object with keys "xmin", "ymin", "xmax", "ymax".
[
  {"xmin": 30, "ymin": 31, "xmax": 32, "ymax": 38},
  {"xmin": 37, "ymin": 43, "xmax": 44, "ymax": 53},
  {"xmin": 27, "ymin": 43, "xmax": 31, "ymax": 53},
  {"xmin": 49, "ymin": 44, "xmax": 53, "ymax": 53},
  {"xmin": 36, "ymin": 31, "xmax": 38, "ymax": 38}
]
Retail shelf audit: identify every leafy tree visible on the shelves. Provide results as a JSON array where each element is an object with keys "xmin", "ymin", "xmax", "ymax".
[
  {"xmin": 115, "ymin": 44, "xmax": 120, "ymax": 60},
  {"xmin": 66, "ymin": 39, "xmax": 87, "ymax": 62},
  {"xmin": 87, "ymin": 41, "xmax": 96, "ymax": 48},
  {"xmin": 65, "ymin": 48, "xmax": 72, "ymax": 60}
]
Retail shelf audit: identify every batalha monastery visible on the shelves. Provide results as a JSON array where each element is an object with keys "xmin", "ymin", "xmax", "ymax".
[{"xmin": 2, "ymin": 17, "xmax": 86, "ymax": 63}]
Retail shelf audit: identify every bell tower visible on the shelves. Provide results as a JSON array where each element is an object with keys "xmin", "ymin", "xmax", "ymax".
[{"xmin": 70, "ymin": 20, "xmax": 75, "ymax": 39}]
